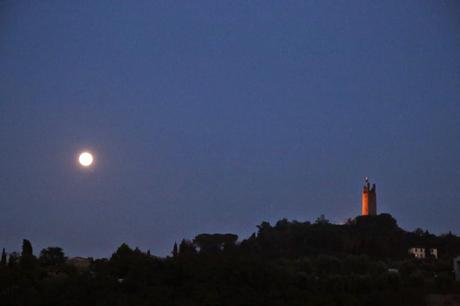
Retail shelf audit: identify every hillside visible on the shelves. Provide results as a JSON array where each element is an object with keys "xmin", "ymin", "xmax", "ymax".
[{"xmin": 1, "ymin": 214, "xmax": 460, "ymax": 306}]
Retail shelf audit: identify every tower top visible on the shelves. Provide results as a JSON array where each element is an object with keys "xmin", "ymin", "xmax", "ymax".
[
  {"xmin": 362, "ymin": 178, "xmax": 377, "ymax": 216},
  {"xmin": 363, "ymin": 177, "xmax": 371, "ymax": 190}
]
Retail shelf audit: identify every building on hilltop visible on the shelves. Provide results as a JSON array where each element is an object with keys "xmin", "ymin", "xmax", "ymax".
[
  {"xmin": 408, "ymin": 247, "xmax": 438, "ymax": 259},
  {"xmin": 454, "ymin": 256, "xmax": 460, "ymax": 281},
  {"xmin": 409, "ymin": 247, "xmax": 426, "ymax": 259},
  {"xmin": 67, "ymin": 257, "xmax": 91, "ymax": 271},
  {"xmin": 362, "ymin": 177, "xmax": 377, "ymax": 216}
]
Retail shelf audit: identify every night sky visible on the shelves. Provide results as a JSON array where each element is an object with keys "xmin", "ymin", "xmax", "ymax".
[{"xmin": 1, "ymin": 1, "xmax": 460, "ymax": 257}]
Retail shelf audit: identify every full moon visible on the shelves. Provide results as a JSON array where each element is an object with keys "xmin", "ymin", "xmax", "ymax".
[{"xmin": 78, "ymin": 152, "xmax": 94, "ymax": 167}]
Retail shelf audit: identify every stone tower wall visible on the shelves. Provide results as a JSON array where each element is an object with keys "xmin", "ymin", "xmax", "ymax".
[{"xmin": 362, "ymin": 180, "xmax": 377, "ymax": 216}]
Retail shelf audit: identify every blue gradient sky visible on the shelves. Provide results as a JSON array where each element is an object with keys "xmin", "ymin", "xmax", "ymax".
[{"xmin": 1, "ymin": 1, "xmax": 459, "ymax": 257}]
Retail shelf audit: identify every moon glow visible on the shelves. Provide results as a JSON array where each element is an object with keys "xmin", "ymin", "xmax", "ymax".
[{"xmin": 78, "ymin": 152, "xmax": 94, "ymax": 167}]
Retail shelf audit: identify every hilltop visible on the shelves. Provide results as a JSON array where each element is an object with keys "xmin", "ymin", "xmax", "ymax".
[{"xmin": 1, "ymin": 214, "xmax": 460, "ymax": 306}]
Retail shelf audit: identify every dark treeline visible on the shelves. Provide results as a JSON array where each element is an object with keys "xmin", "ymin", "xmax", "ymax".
[{"xmin": 1, "ymin": 214, "xmax": 460, "ymax": 306}]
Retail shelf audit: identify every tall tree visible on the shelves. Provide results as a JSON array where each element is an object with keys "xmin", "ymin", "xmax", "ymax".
[
  {"xmin": 0, "ymin": 248, "xmax": 6, "ymax": 266},
  {"xmin": 22, "ymin": 239, "xmax": 33, "ymax": 257},
  {"xmin": 178, "ymin": 240, "xmax": 196, "ymax": 257},
  {"xmin": 172, "ymin": 242, "xmax": 178, "ymax": 258},
  {"xmin": 21, "ymin": 239, "xmax": 36, "ymax": 269}
]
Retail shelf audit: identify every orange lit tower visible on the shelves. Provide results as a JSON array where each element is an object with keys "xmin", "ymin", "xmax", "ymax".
[{"xmin": 362, "ymin": 177, "xmax": 377, "ymax": 216}]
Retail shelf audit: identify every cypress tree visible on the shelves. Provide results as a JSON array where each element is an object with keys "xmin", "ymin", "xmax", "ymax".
[
  {"xmin": 172, "ymin": 242, "xmax": 178, "ymax": 258},
  {"xmin": 22, "ymin": 239, "xmax": 33, "ymax": 257},
  {"xmin": 0, "ymin": 248, "xmax": 6, "ymax": 266},
  {"xmin": 21, "ymin": 239, "xmax": 36, "ymax": 269}
]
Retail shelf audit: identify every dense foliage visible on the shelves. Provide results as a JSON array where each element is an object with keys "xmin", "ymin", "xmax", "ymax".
[{"xmin": 1, "ymin": 214, "xmax": 459, "ymax": 306}]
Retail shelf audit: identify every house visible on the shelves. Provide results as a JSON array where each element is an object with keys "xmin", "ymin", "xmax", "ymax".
[
  {"xmin": 429, "ymin": 248, "xmax": 438, "ymax": 259},
  {"xmin": 67, "ymin": 257, "xmax": 91, "ymax": 271},
  {"xmin": 454, "ymin": 256, "xmax": 460, "ymax": 281},
  {"xmin": 409, "ymin": 247, "xmax": 426, "ymax": 259},
  {"xmin": 408, "ymin": 247, "xmax": 438, "ymax": 259}
]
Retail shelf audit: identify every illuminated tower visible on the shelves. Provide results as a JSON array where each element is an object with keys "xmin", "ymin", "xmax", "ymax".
[{"xmin": 362, "ymin": 177, "xmax": 377, "ymax": 216}]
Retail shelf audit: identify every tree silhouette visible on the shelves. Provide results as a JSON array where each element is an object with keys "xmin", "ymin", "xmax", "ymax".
[
  {"xmin": 172, "ymin": 242, "xmax": 178, "ymax": 258},
  {"xmin": 21, "ymin": 239, "xmax": 33, "ymax": 257},
  {"xmin": 20, "ymin": 239, "xmax": 36, "ymax": 268},
  {"xmin": 178, "ymin": 239, "xmax": 196, "ymax": 257},
  {"xmin": 111, "ymin": 243, "xmax": 133, "ymax": 260},
  {"xmin": 8, "ymin": 252, "xmax": 19, "ymax": 267},
  {"xmin": 39, "ymin": 247, "xmax": 66, "ymax": 266},
  {"xmin": 0, "ymin": 248, "xmax": 6, "ymax": 266},
  {"xmin": 314, "ymin": 214, "xmax": 330, "ymax": 225},
  {"xmin": 0, "ymin": 215, "xmax": 458, "ymax": 306}
]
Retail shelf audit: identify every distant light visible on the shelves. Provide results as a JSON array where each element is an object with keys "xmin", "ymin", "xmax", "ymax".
[{"xmin": 78, "ymin": 152, "xmax": 94, "ymax": 167}]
